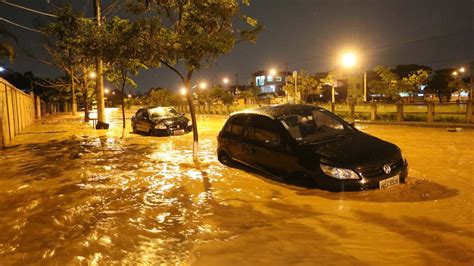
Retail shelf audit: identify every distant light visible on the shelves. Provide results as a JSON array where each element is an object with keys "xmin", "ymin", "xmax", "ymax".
[
  {"xmin": 460, "ymin": 91, "xmax": 469, "ymax": 97},
  {"xmin": 269, "ymin": 68, "xmax": 277, "ymax": 76},
  {"xmin": 417, "ymin": 93, "xmax": 424, "ymax": 97},
  {"xmin": 341, "ymin": 53, "xmax": 357, "ymax": 68},
  {"xmin": 459, "ymin": 67, "xmax": 465, "ymax": 73},
  {"xmin": 112, "ymin": 91, "xmax": 115, "ymax": 95},
  {"xmin": 104, "ymin": 88, "xmax": 110, "ymax": 94},
  {"xmin": 199, "ymin": 82, "xmax": 207, "ymax": 89},
  {"xmin": 180, "ymin": 87, "xmax": 187, "ymax": 95},
  {"xmin": 89, "ymin": 72, "xmax": 97, "ymax": 78},
  {"xmin": 127, "ymin": 94, "xmax": 132, "ymax": 98},
  {"xmin": 223, "ymin": 77, "xmax": 229, "ymax": 84},
  {"xmin": 452, "ymin": 71, "xmax": 458, "ymax": 76},
  {"xmin": 0, "ymin": 66, "xmax": 5, "ymax": 72}
]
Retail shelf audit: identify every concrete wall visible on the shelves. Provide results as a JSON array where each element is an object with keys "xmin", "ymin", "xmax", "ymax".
[
  {"xmin": 0, "ymin": 78, "xmax": 36, "ymax": 148},
  {"xmin": 176, "ymin": 101, "xmax": 473, "ymax": 124}
]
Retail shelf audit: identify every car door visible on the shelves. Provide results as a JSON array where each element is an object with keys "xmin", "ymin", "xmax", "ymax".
[
  {"xmin": 244, "ymin": 115, "xmax": 299, "ymax": 177},
  {"xmin": 221, "ymin": 115, "xmax": 249, "ymax": 163}
]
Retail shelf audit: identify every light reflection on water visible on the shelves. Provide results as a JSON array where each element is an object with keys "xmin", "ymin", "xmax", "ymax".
[{"xmin": 0, "ymin": 112, "xmax": 472, "ymax": 265}]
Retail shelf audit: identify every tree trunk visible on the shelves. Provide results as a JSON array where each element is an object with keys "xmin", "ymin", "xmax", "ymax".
[
  {"xmin": 82, "ymin": 69, "xmax": 90, "ymax": 122},
  {"xmin": 185, "ymin": 77, "xmax": 199, "ymax": 166},
  {"xmin": 71, "ymin": 75, "xmax": 76, "ymax": 115},
  {"xmin": 121, "ymin": 74, "xmax": 126, "ymax": 139}
]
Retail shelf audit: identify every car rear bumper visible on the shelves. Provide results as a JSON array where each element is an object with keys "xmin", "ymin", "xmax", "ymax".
[{"xmin": 315, "ymin": 164, "xmax": 408, "ymax": 192}]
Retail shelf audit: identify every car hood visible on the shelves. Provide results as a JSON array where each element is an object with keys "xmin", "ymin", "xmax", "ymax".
[
  {"xmin": 151, "ymin": 116, "xmax": 188, "ymax": 124},
  {"xmin": 306, "ymin": 131, "xmax": 401, "ymax": 167}
]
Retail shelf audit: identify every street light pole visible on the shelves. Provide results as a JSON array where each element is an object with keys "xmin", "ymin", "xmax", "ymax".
[
  {"xmin": 363, "ymin": 71, "xmax": 367, "ymax": 102},
  {"xmin": 93, "ymin": 0, "xmax": 106, "ymax": 126}
]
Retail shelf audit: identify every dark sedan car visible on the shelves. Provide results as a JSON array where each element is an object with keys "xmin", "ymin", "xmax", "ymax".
[
  {"xmin": 217, "ymin": 104, "xmax": 408, "ymax": 192},
  {"xmin": 131, "ymin": 106, "xmax": 192, "ymax": 136}
]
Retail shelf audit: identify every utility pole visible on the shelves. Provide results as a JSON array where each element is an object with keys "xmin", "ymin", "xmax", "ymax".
[
  {"xmin": 93, "ymin": 0, "xmax": 106, "ymax": 127},
  {"xmin": 235, "ymin": 73, "xmax": 239, "ymax": 93}
]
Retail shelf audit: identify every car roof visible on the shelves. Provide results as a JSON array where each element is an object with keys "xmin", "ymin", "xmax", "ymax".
[
  {"xmin": 230, "ymin": 104, "xmax": 325, "ymax": 119},
  {"xmin": 142, "ymin": 106, "xmax": 175, "ymax": 110}
]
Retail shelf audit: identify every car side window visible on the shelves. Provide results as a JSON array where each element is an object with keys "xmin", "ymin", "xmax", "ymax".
[
  {"xmin": 222, "ymin": 115, "xmax": 248, "ymax": 138},
  {"xmin": 136, "ymin": 110, "xmax": 145, "ymax": 120},
  {"xmin": 246, "ymin": 116, "xmax": 281, "ymax": 145},
  {"xmin": 230, "ymin": 115, "xmax": 247, "ymax": 135}
]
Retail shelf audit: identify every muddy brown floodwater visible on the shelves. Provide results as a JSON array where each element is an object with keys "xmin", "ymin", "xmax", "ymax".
[{"xmin": 0, "ymin": 108, "xmax": 472, "ymax": 265}]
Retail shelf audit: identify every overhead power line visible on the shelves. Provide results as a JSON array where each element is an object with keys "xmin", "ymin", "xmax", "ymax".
[
  {"xmin": 0, "ymin": 0, "xmax": 57, "ymax": 18},
  {"xmin": 0, "ymin": 17, "xmax": 43, "ymax": 33}
]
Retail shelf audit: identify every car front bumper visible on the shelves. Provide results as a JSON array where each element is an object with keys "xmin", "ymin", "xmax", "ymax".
[{"xmin": 315, "ymin": 164, "xmax": 408, "ymax": 192}]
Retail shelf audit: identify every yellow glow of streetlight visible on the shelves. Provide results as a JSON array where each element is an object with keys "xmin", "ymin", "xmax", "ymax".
[
  {"xmin": 104, "ymin": 88, "xmax": 110, "ymax": 94},
  {"xmin": 269, "ymin": 68, "xmax": 277, "ymax": 76},
  {"xmin": 89, "ymin": 71, "xmax": 97, "ymax": 79},
  {"xmin": 459, "ymin": 67, "xmax": 465, "ymax": 73},
  {"xmin": 180, "ymin": 87, "xmax": 187, "ymax": 95},
  {"xmin": 199, "ymin": 82, "xmax": 207, "ymax": 89},
  {"xmin": 223, "ymin": 77, "xmax": 229, "ymax": 84},
  {"xmin": 127, "ymin": 94, "xmax": 132, "ymax": 98},
  {"xmin": 341, "ymin": 53, "xmax": 357, "ymax": 68},
  {"xmin": 452, "ymin": 71, "xmax": 458, "ymax": 76}
]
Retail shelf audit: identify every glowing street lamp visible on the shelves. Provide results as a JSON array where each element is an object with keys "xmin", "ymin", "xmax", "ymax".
[
  {"xmin": 180, "ymin": 87, "xmax": 188, "ymax": 96},
  {"xmin": 199, "ymin": 82, "xmax": 207, "ymax": 90},
  {"xmin": 104, "ymin": 88, "xmax": 110, "ymax": 94},
  {"xmin": 269, "ymin": 68, "xmax": 277, "ymax": 76},
  {"xmin": 452, "ymin": 71, "xmax": 458, "ymax": 76},
  {"xmin": 223, "ymin": 77, "xmax": 229, "ymax": 85},
  {"xmin": 89, "ymin": 71, "xmax": 97, "ymax": 79},
  {"xmin": 127, "ymin": 94, "xmax": 132, "ymax": 98},
  {"xmin": 459, "ymin": 67, "xmax": 465, "ymax": 73},
  {"xmin": 341, "ymin": 53, "xmax": 357, "ymax": 68}
]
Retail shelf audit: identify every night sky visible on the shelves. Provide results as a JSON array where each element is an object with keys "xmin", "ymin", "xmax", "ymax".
[{"xmin": 0, "ymin": 0, "xmax": 472, "ymax": 93}]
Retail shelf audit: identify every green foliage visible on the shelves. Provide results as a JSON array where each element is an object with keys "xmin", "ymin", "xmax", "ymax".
[
  {"xmin": 425, "ymin": 69, "xmax": 457, "ymax": 102},
  {"xmin": 146, "ymin": 88, "xmax": 184, "ymax": 106},
  {"xmin": 283, "ymin": 69, "xmax": 319, "ymax": 103},
  {"xmin": 368, "ymin": 65, "xmax": 401, "ymax": 100},
  {"xmin": 399, "ymin": 69, "xmax": 430, "ymax": 96},
  {"xmin": 209, "ymin": 86, "xmax": 235, "ymax": 105},
  {"xmin": 0, "ymin": 25, "xmax": 17, "ymax": 62},
  {"xmin": 127, "ymin": 0, "xmax": 262, "ymax": 82}
]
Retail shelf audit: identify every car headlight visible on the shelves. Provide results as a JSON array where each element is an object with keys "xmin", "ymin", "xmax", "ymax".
[
  {"xmin": 155, "ymin": 123, "xmax": 167, "ymax": 129},
  {"xmin": 187, "ymin": 120, "xmax": 192, "ymax": 126},
  {"xmin": 320, "ymin": 164, "xmax": 360, "ymax": 180}
]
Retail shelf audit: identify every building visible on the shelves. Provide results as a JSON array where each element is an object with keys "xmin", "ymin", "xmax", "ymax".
[{"xmin": 252, "ymin": 70, "xmax": 292, "ymax": 96}]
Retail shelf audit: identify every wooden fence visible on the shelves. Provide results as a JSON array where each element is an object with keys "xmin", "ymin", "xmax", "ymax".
[
  {"xmin": 0, "ymin": 78, "xmax": 36, "ymax": 148},
  {"xmin": 176, "ymin": 101, "xmax": 474, "ymax": 124}
]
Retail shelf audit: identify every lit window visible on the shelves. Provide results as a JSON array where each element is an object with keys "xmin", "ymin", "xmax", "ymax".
[{"xmin": 276, "ymin": 77, "xmax": 282, "ymax": 82}]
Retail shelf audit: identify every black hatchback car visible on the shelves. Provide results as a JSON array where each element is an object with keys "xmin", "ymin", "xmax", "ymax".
[
  {"xmin": 217, "ymin": 104, "xmax": 408, "ymax": 191},
  {"xmin": 132, "ymin": 106, "xmax": 192, "ymax": 136}
]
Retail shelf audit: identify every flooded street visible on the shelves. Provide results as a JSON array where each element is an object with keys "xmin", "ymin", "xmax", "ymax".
[{"xmin": 0, "ymin": 108, "xmax": 472, "ymax": 265}]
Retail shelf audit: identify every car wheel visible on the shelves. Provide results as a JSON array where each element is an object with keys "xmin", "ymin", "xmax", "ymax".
[
  {"xmin": 218, "ymin": 151, "xmax": 234, "ymax": 166},
  {"xmin": 148, "ymin": 129, "xmax": 155, "ymax": 136},
  {"xmin": 133, "ymin": 126, "xmax": 138, "ymax": 134}
]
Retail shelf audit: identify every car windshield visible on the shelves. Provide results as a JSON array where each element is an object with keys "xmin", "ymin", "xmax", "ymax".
[
  {"xmin": 279, "ymin": 109, "xmax": 354, "ymax": 142},
  {"xmin": 149, "ymin": 107, "xmax": 178, "ymax": 118}
]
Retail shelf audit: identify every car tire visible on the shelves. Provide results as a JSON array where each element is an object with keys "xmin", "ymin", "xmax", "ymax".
[
  {"xmin": 133, "ymin": 126, "xmax": 138, "ymax": 134},
  {"xmin": 148, "ymin": 129, "xmax": 155, "ymax": 136},
  {"xmin": 218, "ymin": 151, "xmax": 234, "ymax": 166}
]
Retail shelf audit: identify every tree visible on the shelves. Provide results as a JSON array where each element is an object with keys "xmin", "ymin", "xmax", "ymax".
[
  {"xmin": 0, "ymin": 25, "xmax": 16, "ymax": 62},
  {"xmin": 101, "ymin": 17, "xmax": 147, "ymax": 138},
  {"xmin": 399, "ymin": 69, "xmax": 430, "ymax": 97},
  {"xmin": 368, "ymin": 65, "xmax": 401, "ymax": 101},
  {"xmin": 41, "ymin": 6, "xmax": 93, "ymax": 115},
  {"xmin": 283, "ymin": 69, "xmax": 319, "ymax": 103},
  {"xmin": 147, "ymin": 88, "xmax": 183, "ymax": 106},
  {"xmin": 425, "ymin": 69, "xmax": 456, "ymax": 102},
  {"xmin": 128, "ymin": 0, "xmax": 262, "ymax": 165},
  {"xmin": 209, "ymin": 86, "xmax": 235, "ymax": 105}
]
